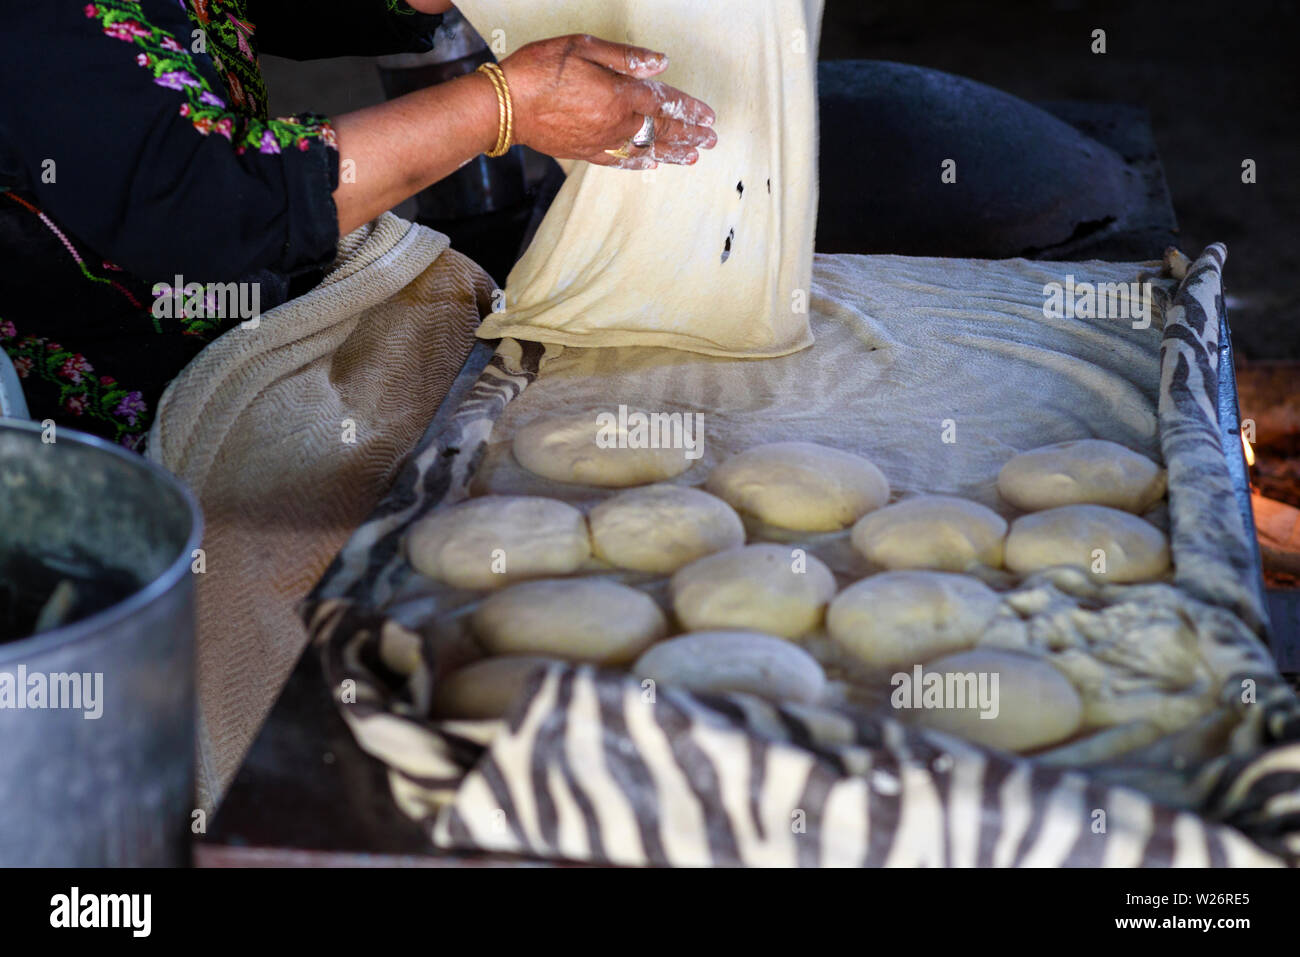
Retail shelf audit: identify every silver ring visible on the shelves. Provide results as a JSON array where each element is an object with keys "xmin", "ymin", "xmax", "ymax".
[{"xmin": 631, "ymin": 114, "xmax": 656, "ymax": 148}]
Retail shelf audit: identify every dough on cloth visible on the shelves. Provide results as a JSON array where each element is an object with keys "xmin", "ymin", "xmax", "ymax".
[
  {"xmin": 849, "ymin": 495, "xmax": 1007, "ymax": 570},
  {"xmin": 827, "ymin": 570, "xmax": 1002, "ymax": 668},
  {"xmin": 706, "ymin": 441, "xmax": 890, "ymax": 532},
  {"xmin": 454, "ymin": 0, "xmax": 824, "ymax": 357},
  {"xmin": 433, "ymin": 655, "xmax": 562, "ymax": 719},
  {"xmin": 670, "ymin": 544, "xmax": 836, "ymax": 638},
  {"xmin": 998, "ymin": 439, "xmax": 1166, "ymax": 513},
  {"xmin": 474, "ymin": 578, "xmax": 668, "ymax": 664},
  {"xmin": 513, "ymin": 410, "xmax": 695, "ymax": 487},
  {"xmin": 633, "ymin": 631, "xmax": 826, "ymax": 704},
  {"xmin": 905, "ymin": 649, "xmax": 1083, "ymax": 753},
  {"xmin": 589, "ymin": 484, "xmax": 745, "ymax": 573},
  {"xmin": 1004, "ymin": 504, "xmax": 1171, "ymax": 583},
  {"xmin": 406, "ymin": 495, "xmax": 590, "ymax": 589}
]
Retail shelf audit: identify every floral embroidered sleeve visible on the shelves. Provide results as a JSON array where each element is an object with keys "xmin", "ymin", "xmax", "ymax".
[
  {"xmin": 0, "ymin": 1, "xmax": 341, "ymax": 285},
  {"xmin": 245, "ymin": 1, "xmax": 444, "ymax": 61},
  {"xmin": 0, "ymin": 0, "xmax": 450, "ymax": 451}
]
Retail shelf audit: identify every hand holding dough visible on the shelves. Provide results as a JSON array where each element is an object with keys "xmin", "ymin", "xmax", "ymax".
[
  {"xmin": 671, "ymin": 544, "xmax": 837, "ymax": 638},
  {"xmin": 850, "ymin": 495, "xmax": 1007, "ymax": 570},
  {"xmin": 706, "ymin": 441, "xmax": 890, "ymax": 532},
  {"xmin": 457, "ymin": 0, "xmax": 823, "ymax": 358},
  {"xmin": 998, "ymin": 439, "xmax": 1166, "ymax": 513}
]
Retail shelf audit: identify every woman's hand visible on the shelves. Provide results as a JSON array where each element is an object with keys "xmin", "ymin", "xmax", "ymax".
[
  {"xmin": 331, "ymin": 33, "xmax": 717, "ymax": 235},
  {"xmin": 403, "ymin": 1, "xmax": 456, "ymax": 13},
  {"xmin": 501, "ymin": 34, "xmax": 717, "ymax": 169}
]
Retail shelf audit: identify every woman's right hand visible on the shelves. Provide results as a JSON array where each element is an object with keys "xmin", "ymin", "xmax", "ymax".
[{"xmin": 500, "ymin": 34, "xmax": 718, "ymax": 169}]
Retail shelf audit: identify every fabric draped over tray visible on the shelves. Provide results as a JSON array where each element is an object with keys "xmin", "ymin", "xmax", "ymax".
[{"xmin": 305, "ymin": 245, "xmax": 1300, "ymax": 867}]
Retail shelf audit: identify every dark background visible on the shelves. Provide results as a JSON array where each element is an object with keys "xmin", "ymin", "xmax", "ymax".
[{"xmin": 263, "ymin": 0, "xmax": 1299, "ymax": 358}]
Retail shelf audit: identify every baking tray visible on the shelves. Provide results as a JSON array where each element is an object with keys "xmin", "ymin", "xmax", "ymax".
[{"xmin": 301, "ymin": 245, "xmax": 1299, "ymax": 866}]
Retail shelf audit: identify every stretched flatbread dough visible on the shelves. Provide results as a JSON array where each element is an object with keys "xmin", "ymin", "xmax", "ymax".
[{"xmin": 456, "ymin": 0, "xmax": 824, "ymax": 357}]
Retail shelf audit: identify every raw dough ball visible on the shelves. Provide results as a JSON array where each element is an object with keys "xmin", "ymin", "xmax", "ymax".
[
  {"xmin": 670, "ymin": 544, "xmax": 837, "ymax": 638},
  {"xmin": 473, "ymin": 578, "xmax": 668, "ymax": 665},
  {"xmin": 513, "ymin": 409, "xmax": 695, "ymax": 487},
  {"xmin": 997, "ymin": 439, "xmax": 1166, "ymax": 513},
  {"xmin": 827, "ymin": 570, "xmax": 1002, "ymax": 668},
  {"xmin": 407, "ymin": 496, "xmax": 590, "ymax": 590},
  {"xmin": 589, "ymin": 484, "xmax": 745, "ymax": 573},
  {"xmin": 706, "ymin": 441, "xmax": 890, "ymax": 532},
  {"xmin": 633, "ymin": 631, "xmax": 826, "ymax": 704},
  {"xmin": 434, "ymin": 656, "xmax": 561, "ymax": 720},
  {"xmin": 850, "ymin": 495, "xmax": 1007, "ymax": 571},
  {"xmin": 907, "ymin": 649, "xmax": 1083, "ymax": 752},
  {"xmin": 1005, "ymin": 504, "xmax": 1171, "ymax": 583}
]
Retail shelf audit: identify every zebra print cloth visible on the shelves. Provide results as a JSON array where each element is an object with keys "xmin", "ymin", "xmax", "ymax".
[
  {"xmin": 304, "ymin": 246, "xmax": 1300, "ymax": 866},
  {"xmin": 434, "ymin": 664, "xmax": 1281, "ymax": 866},
  {"xmin": 1159, "ymin": 243, "xmax": 1270, "ymax": 633}
]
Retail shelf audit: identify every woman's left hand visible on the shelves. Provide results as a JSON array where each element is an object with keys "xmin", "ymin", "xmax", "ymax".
[{"xmin": 403, "ymin": 1, "xmax": 456, "ymax": 13}]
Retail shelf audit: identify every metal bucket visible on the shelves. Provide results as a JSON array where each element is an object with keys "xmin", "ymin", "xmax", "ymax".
[{"xmin": 0, "ymin": 420, "xmax": 201, "ymax": 866}]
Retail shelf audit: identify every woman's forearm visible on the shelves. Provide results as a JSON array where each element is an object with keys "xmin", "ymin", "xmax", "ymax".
[
  {"xmin": 330, "ymin": 70, "xmax": 499, "ymax": 236},
  {"xmin": 331, "ymin": 33, "xmax": 718, "ymax": 238}
]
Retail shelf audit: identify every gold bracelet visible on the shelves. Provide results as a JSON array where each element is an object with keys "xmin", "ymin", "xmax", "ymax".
[
  {"xmin": 476, "ymin": 62, "xmax": 514, "ymax": 158},
  {"xmin": 494, "ymin": 63, "xmax": 515, "ymax": 156},
  {"xmin": 478, "ymin": 63, "xmax": 507, "ymax": 155}
]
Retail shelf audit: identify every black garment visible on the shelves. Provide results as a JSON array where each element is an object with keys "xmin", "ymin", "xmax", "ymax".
[{"xmin": 0, "ymin": 0, "xmax": 440, "ymax": 448}]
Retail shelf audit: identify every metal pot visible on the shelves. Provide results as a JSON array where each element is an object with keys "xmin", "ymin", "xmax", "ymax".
[{"xmin": 0, "ymin": 420, "xmax": 201, "ymax": 866}]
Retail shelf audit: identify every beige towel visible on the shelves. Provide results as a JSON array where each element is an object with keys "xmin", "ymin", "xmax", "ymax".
[{"xmin": 147, "ymin": 213, "xmax": 493, "ymax": 809}]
